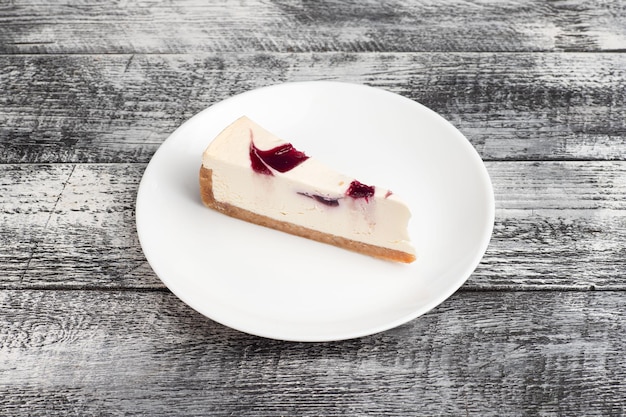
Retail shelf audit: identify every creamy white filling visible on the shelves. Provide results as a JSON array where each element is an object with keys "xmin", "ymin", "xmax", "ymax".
[{"xmin": 203, "ymin": 116, "xmax": 415, "ymax": 255}]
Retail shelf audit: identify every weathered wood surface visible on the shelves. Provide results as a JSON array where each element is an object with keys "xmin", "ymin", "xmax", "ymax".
[
  {"xmin": 1, "ymin": 53, "xmax": 625, "ymax": 163},
  {"xmin": 1, "ymin": 0, "xmax": 624, "ymax": 53},
  {"xmin": 1, "ymin": 289, "xmax": 625, "ymax": 417},
  {"xmin": 1, "ymin": 162, "xmax": 624, "ymax": 290},
  {"xmin": 1, "ymin": 0, "xmax": 625, "ymax": 415}
]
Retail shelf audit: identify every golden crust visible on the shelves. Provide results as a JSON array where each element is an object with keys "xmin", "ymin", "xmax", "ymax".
[{"xmin": 199, "ymin": 166, "xmax": 416, "ymax": 263}]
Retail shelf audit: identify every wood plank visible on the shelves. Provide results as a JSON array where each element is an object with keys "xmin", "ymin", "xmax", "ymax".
[
  {"xmin": 1, "ymin": 53, "xmax": 625, "ymax": 163},
  {"xmin": 0, "ymin": 165, "xmax": 72, "ymax": 283},
  {"xmin": 0, "ymin": 289, "xmax": 624, "ymax": 416},
  {"xmin": 1, "ymin": 162, "xmax": 624, "ymax": 290},
  {"xmin": 0, "ymin": 0, "xmax": 624, "ymax": 53},
  {"xmin": 474, "ymin": 161, "xmax": 626, "ymax": 290},
  {"xmin": 0, "ymin": 164, "xmax": 154, "ymax": 288}
]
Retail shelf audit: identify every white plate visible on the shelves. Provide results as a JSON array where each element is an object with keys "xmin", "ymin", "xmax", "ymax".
[{"xmin": 136, "ymin": 81, "xmax": 494, "ymax": 342}]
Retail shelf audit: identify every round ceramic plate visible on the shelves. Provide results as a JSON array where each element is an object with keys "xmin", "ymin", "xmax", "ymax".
[{"xmin": 136, "ymin": 81, "xmax": 494, "ymax": 342}]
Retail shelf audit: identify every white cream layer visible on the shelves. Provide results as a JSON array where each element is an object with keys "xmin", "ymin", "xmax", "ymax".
[{"xmin": 202, "ymin": 116, "xmax": 415, "ymax": 256}]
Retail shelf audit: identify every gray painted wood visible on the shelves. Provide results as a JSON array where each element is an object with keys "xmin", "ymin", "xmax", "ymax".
[
  {"xmin": 1, "ymin": 289, "xmax": 624, "ymax": 416},
  {"xmin": 1, "ymin": 53, "xmax": 625, "ymax": 163},
  {"xmin": 1, "ymin": 0, "xmax": 625, "ymax": 415},
  {"xmin": 1, "ymin": 0, "xmax": 624, "ymax": 53},
  {"xmin": 1, "ymin": 162, "xmax": 624, "ymax": 290}
]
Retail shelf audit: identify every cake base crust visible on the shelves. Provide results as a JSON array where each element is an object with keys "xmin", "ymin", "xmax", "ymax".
[{"xmin": 200, "ymin": 166, "xmax": 416, "ymax": 263}]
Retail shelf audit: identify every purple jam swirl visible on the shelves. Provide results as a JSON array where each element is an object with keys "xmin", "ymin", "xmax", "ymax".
[
  {"xmin": 249, "ymin": 142, "xmax": 273, "ymax": 175},
  {"xmin": 297, "ymin": 192, "xmax": 340, "ymax": 207},
  {"xmin": 346, "ymin": 180, "xmax": 375, "ymax": 201},
  {"xmin": 249, "ymin": 132, "xmax": 309, "ymax": 175}
]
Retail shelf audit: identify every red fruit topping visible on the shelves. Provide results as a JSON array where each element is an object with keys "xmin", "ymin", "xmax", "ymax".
[
  {"xmin": 249, "ymin": 141, "xmax": 273, "ymax": 175},
  {"xmin": 346, "ymin": 180, "xmax": 375, "ymax": 201},
  {"xmin": 249, "ymin": 130, "xmax": 309, "ymax": 175}
]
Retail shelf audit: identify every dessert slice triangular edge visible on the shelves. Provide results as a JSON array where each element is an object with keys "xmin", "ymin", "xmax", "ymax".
[{"xmin": 199, "ymin": 116, "xmax": 416, "ymax": 263}]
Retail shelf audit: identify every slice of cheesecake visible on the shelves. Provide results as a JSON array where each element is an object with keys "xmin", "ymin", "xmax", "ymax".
[{"xmin": 199, "ymin": 116, "xmax": 416, "ymax": 263}]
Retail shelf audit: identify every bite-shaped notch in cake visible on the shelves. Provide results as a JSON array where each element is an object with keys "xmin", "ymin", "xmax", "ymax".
[{"xmin": 199, "ymin": 116, "xmax": 416, "ymax": 263}]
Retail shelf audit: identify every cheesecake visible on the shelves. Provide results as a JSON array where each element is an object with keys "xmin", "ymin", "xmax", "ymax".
[{"xmin": 199, "ymin": 116, "xmax": 416, "ymax": 263}]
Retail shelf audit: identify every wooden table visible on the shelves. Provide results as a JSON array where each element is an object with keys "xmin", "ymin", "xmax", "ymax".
[{"xmin": 1, "ymin": 1, "xmax": 625, "ymax": 415}]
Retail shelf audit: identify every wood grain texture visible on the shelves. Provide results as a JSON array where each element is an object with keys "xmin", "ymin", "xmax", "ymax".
[
  {"xmin": 0, "ymin": 289, "xmax": 624, "ymax": 416},
  {"xmin": 0, "ymin": 164, "xmax": 152, "ymax": 288},
  {"xmin": 1, "ymin": 1, "xmax": 625, "ymax": 414},
  {"xmin": 1, "ymin": 162, "xmax": 624, "ymax": 290},
  {"xmin": 477, "ymin": 161, "xmax": 626, "ymax": 289},
  {"xmin": 1, "ymin": 0, "xmax": 624, "ymax": 54},
  {"xmin": 1, "ymin": 52, "xmax": 625, "ymax": 163}
]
